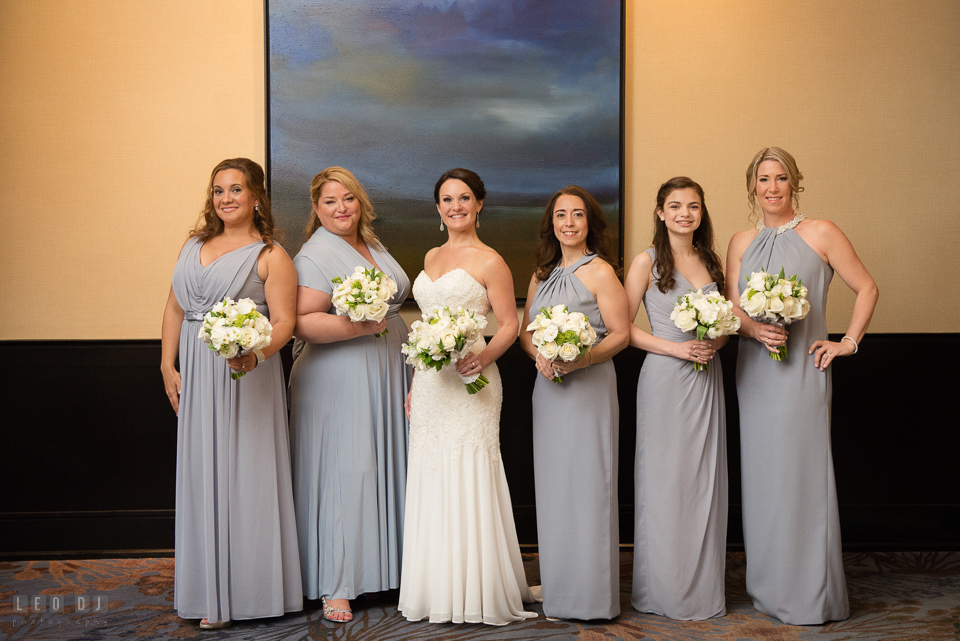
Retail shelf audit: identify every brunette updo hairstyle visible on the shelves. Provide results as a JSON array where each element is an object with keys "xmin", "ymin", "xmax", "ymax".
[
  {"xmin": 192, "ymin": 158, "xmax": 278, "ymax": 246},
  {"xmin": 534, "ymin": 185, "xmax": 618, "ymax": 282},
  {"xmin": 434, "ymin": 168, "xmax": 487, "ymax": 204},
  {"xmin": 745, "ymin": 147, "xmax": 804, "ymax": 220},
  {"xmin": 651, "ymin": 176, "xmax": 724, "ymax": 294},
  {"xmin": 305, "ymin": 166, "xmax": 383, "ymax": 249}
]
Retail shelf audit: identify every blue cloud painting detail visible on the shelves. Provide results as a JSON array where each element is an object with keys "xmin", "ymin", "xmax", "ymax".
[{"xmin": 268, "ymin": 0, "xmax": 622, "ymax": 296}]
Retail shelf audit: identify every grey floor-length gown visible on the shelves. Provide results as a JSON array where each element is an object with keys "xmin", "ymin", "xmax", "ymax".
[
  {"xmin": 172, "ymin": 238, "xmax": 302, "ymax": 622},
  {"xmin": 632, "ymin": 249, "xmax": 727, "ymax": 620},
  {"xmin": 289, "ymin": 226, "xmax": 412, "ymax": 601},
  {"xmin": 529, "ymin": 254, "xmax": 620, "ymax": 620},
  {"xmin": 737, "ymin": 226, "xmax": 849, "ymax": 624}
]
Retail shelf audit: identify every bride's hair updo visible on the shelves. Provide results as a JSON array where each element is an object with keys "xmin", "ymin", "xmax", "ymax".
[{"xmin": 434, "ymin": 168, "xmax": 486, "ymax": 203}]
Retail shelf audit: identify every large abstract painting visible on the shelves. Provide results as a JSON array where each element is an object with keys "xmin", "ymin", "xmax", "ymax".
[{"xmin": 268, "ymin": 0, "xmax": 622, "ymax": 296}]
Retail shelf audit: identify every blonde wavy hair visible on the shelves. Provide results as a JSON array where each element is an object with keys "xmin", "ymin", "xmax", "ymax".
[
  {"xmin": 305, "ymin": 166, "xmax": 383, "ymax": 249},
  {"xmin": 745, "ymin": 147, "xmax": 805, "ymax": 221}
]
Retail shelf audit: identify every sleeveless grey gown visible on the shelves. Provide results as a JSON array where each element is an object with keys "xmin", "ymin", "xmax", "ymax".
[
  {"xmin": 737, "ymin": 226, "xmax": 849, "ymax": 624},
  {"xmin": 632, "ymin": 248, "xmax": 727, "ymax": 620},
  {"xmin": 172, "ymin": 238, "xmax": 302, "ymax": 622},
  {"xmin": 529, "ymin": 254, "xmax": 620, "ymax": 620},
  {"xmin": 289, "ymin": 226, "xmax": 412, "ymax": 601}
]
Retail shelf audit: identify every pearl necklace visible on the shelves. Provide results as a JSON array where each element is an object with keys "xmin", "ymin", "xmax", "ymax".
[{"xmin": 757, "ymin": 211, "xmax": 806, "ymax": 235}]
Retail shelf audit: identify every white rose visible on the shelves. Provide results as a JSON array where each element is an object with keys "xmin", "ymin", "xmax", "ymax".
[
  {"xmin": 532, "ymin": 327, "xmax": 546, "ymax": 344},
  {"xmin": 747, "ymin": 272, "xmax": 768, "ymax": 292},
  {"xmin": 579, "ymin": 326, "xmax": 597, "ymax": 346},
  {"xmin": 674, "ymin": 309, "xmax": 698, "ymax": 332},
  {"xmin": 223, "ymin": 304, "xmax": 239, "ymax": 319},
  {"xmin": 541, "ymin": 324, "xmax": 559, "ymax": 342},
  {"xmin": 415, "ymin": 336, "xmax": 433, "ymax": 352},
  {"xmin": 740, "ymin": 290, "xmax": 766, "ymax": 317},
  {"xmin": 235, "ymin": 298, "xmax": 256, "ymax": 315},
  {"xmin": 221, "ymin": 342, "xmax": 239, "ymax": 358},
  {"xmin": 767, "ymin": 294, "xmax": 785, "ymax": 315},
  {"xmin": 365, "ymin": 299, "xmax": 387, "ymax": 321},
  {"xmin": 439, "ymin": 331, "xmax": 458, "ymax": 351},
  {"xmin": 558, "ymin": 343, "xmax": 580, "ymax": 362},
  {"xmin": 237, "ymin": 326, "xmax": 259, "ymax": 348},
  {"xmin": 348, "ymin": 305, "xmax": 366, "ymax": 322},
  {"xmin": 538, "ymin": 341, "xmax": 560, "ymax": 360}
]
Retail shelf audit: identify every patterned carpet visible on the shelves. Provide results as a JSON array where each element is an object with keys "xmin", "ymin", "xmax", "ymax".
[{"xmin": 1, "ymin": 551, "xmax": 958, "ymax": 640}]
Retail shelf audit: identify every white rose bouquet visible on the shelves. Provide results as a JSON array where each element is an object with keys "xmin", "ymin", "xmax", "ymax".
[
  {"xmin": 525, "ymin": 304, "xmax": 598, "ymax": 383},
  {"xmin": 670, "ymin": 289, "xmax": 741, "ymax": 371},
  {"xmin": 199, "ymin": 297, "xmax": 273, "ymax": 380},
  {"xmin": 739, "ymin": 267, "xmax": 811, "ymax": 361},
  {"xmin": 330, "ymin": 266, "xmax": 398, "ymax": 337},
  {"xmin": 401, "ymin": 306, "xmax": 490, "ymax": 394}
]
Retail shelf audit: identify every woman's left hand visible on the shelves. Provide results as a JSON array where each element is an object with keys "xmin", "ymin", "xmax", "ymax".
[
  {"xmin": 808, "ymin": 339, "xmax": 855, "ymax": 371},
  {"xmin": 551, "ymin": 352, "xmax": 589, "ymax": 377},
  {"xmin": 455, "ymin": 352, "xmax": 485, "ymax": 378},
  {"xmin": 227, "ymin": 351, "xmax": 258, "ymax": 374}
]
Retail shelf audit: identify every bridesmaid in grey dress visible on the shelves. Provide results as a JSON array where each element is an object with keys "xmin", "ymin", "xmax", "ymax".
[
  {"xmin": 160, "ymin": 158, "xmax": 302, "ymax": 630},
  {"xmin": 288, "ymin": 167, "xmax": 412, "ymax": 622},
  {"xmin": 520, "ymin": 186, "xmax": 629, "ymax": 620},
  {"xmin": 625, "ymin": 177, "xmax": 730, "ymax": 620},
  {"xmin": 726, "ymin": 148, "xmax": 879, "ymax": 624}
]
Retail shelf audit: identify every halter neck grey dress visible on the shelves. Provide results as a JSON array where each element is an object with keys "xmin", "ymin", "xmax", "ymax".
[
  {"xmin": 289, "ymin": 226, "xmax": 412, "ymax": 601},
  {"xmin": 529, "ymin": 254, "xmax": 620, "ymax": 620},
  {"xmin": 172, "ymin": 238, "xmax": 302, "ymax": 622},
  {"xmin": 737, "ymin": 226, "xmax": 849, "ymax": 624},
  {"xmin": 632, "ymin": 248, "xmax": 727, "ymax": 620}
]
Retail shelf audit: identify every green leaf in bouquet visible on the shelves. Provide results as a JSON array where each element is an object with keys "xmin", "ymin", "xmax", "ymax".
[
  {"xmin": 696, "ymin": 325, "xmax": 708, "ymax": 341},
  {"xmin": 778, "ymin": 267, "xmax": 786, "ymax": 280}
]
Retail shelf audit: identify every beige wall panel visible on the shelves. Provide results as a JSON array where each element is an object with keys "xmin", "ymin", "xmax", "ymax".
[
  {"xmin": 1, "ymin": 1, "xmax": 265, "ymax": 339},
  {"xmin": 625, "ymin": 0, "xmax": 960, "ymax": 333},
  {"xmin": 2, "ymin": 1, "xmax": 957, "ymax": 338}
]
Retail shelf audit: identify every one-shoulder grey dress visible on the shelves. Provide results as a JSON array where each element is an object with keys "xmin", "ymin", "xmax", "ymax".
[
  {"xmin": 737, "ymin": 226, "xmax": 849, "ymax": 624},
  {"xmin": 289, "ymin": 226, "xmax": 412, "ymax": 601},
  {"xmin": 530, "ymin": 254, "xmax": 620, "ymax": 620},
  {"xmin": 172, "ymin": 238, "xmax": 303, "ymax": 622},
  {"xmin": 632, "ymin": 248, "xmax": 727, "ymax": 620}
]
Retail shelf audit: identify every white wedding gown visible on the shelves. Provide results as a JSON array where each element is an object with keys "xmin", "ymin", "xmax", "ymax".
[{"xmin": 398, "ymin": 268, "xmax": 542, "ymax": 625}]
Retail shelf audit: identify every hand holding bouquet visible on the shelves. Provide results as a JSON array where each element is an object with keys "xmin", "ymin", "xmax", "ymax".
[
  {"xmin": 671, "ymin": 289, "xmax": 741, "ymax": 371},
  {"xmin": 739, "ymin": 267, "xmax": 810, "ymax": 360},
  {"xmin": 331, "ymin": 266, "xmax": 398, "ymax": 337},
  {"xmin": 401, "ymin": 306, "xmax": 490, "ymax": 394},
  {"xmin": 199, "ymin": 297, "xmax": 273, "ymax": 380},
  {"xmin": 525, "ymin": 304, "xmax": 598, "ymax": 383}
]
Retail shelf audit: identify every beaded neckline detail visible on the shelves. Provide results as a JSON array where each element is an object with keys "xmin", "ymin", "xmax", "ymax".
[{"xmin": 757, "ymin": 212, "xmax": 806, "ymax": 235}]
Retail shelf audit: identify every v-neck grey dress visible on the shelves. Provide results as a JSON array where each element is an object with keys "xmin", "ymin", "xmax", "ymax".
[
  {"xmin": 172, "ymin": 238, "xmax": 303, "ymax": 622},
  {"xmin": 529, "ymin": 254, "xmax": 620, "ymax": 620},
  {"xmin": 632, "ymin": 248, "xmax": 728, "ymax": 620},
  {"xmin": 736, "ymin": 227, "xmax": 848, "ymax": 625},
  {"xmin": 289, "ymin": 226, "xmax": 412, "ymax": 601}
]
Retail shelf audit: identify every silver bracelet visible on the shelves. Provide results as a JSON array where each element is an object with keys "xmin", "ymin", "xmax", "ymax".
[{"xmin": 841, "ymin": 336, "xmax": 858, "ymax": 354}]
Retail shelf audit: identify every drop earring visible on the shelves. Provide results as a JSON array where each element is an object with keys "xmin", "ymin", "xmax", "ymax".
[
  {"xmin": 476, "ymin": 210, "xmax": 481, "ymax": 229},
  {"xmin": 440, "ymin": 219, "xmax": 444, "ymax": 231}
]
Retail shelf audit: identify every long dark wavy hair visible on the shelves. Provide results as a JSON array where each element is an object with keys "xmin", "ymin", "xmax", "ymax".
[
  {"xmin": 534, "ymin": 185, "xmax": 619, "ymax": 282},
  {"xmin": 651, "ymin": 176, "xmax": 724, "ymax": 294},
  {"xmin": 191, "ymin": 158, "xmax": 278, "ymax": 246}
]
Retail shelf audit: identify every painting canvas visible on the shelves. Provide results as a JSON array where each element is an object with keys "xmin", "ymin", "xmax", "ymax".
[{"xmin": 268, "ymin": 0, "xmax": 622, "ymax": 297}]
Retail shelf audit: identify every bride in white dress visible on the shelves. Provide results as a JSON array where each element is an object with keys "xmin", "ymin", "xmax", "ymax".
[{"xmin": 400, "ymin": 168, "xmax": 542, "ymax": 625}]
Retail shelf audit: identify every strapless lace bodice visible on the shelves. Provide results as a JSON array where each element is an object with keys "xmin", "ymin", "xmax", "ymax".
[
  {"xmin": 408, "ymin": 268, "xmax": 500, "ymax": 468},
  {"xmin": 412, "ymin": 269, "xmax": 492, "ymax": 318}
]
